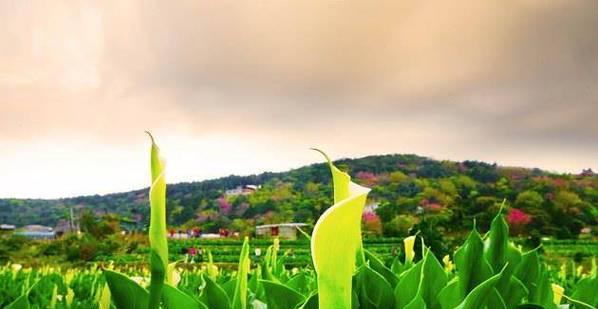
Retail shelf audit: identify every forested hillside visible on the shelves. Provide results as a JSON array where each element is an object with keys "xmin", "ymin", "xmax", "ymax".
[{"xmin": 1, "ymin": 154, "xmax": 596, "ymax": 238}]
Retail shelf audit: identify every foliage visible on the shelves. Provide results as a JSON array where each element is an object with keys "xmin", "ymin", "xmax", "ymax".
[
  {"xmin": 2, "ymin": 141, "xmax": 597, "ymax": 309},
  {"xmin": 1, "ymin": 154, "xmax": 596, "ymax": 241}
]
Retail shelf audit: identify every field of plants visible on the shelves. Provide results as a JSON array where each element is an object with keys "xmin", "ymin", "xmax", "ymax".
[{"xmin": 2, "ymin": 136, "xmax": 596, "ymax": 309}]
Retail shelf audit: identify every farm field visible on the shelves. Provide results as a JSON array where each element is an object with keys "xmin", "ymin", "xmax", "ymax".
[
  {"xmin": 2, "ymin": 138, "xmax": 596, "ymax": 309},
  {"xmin": 89, "ymin": 238, "xmax": 597, "ymax": 269},
  {"xmin": 1, "ymin": 233, "xmax": 596, "ymax": 308}
]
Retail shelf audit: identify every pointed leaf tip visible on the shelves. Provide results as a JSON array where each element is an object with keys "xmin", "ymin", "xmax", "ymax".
[
  {"xmin": 145, "ymin": 131, "xmax": 156, "ymax": 144},
  {"xmin": 310, "ymin": 148, "xmax": 332, "ymax": 165}
]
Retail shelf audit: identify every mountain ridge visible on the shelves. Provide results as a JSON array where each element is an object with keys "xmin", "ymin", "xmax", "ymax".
[{"xmin": 1, "ymin": 153, "xmax": 595, "ymax": 239}]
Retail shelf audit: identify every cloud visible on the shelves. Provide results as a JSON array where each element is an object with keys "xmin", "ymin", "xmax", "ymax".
[{"xmin": 0, "ymin": 0, "xmax": 597, "ymax": 197}]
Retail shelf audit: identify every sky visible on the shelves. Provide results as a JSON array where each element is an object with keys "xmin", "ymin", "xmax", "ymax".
[{"xmin": 1, "ymin": 1, "xmax": 597, "ymax": 199}]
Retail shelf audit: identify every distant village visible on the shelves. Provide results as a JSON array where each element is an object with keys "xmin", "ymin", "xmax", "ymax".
[{"xmin": 1, "ymin": 184, "xmax": 310, "ymax": 241}]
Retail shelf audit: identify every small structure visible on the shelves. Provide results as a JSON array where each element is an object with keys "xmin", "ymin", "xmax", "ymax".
[
  {"xmin": 225, "ymin": 185, "xmax": 260, "ymax": 197},
  {"xmin": 16, "ymin": 225, "xmax": 55, "ymax": 240},
  {"xmin": 580, "ymin": 168, "xmax": 595, "ymax": 177},
  {"xmin": 0, "ymin": 224, "xmax": 15, "ymax": 235},
  {"xmin": 256, "ymin": 223, "xmax": 308, "ymax": 240},
  {"xmin": 0, "ymin": 224, "xmax": 15, "ymax": 231},
  {"xmin": 200, "ymin": 233, "xmax": 222, "ymax": 239},
  {"xmin": 54, "ymin": 219, "xmax": 80, "ymax": 237}
]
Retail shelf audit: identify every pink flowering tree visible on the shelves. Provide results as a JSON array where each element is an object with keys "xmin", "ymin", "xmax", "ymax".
[
  {"xmin": 362, "ymin": 210, "xmax": 383, "ymax": 236},
  {"xmin": 217, "ymin": 196, "xmax": 232, "ymax": 215},
  {"xmin": 508, "ymin": 208, "xmax": 532, "ymax": 235},
  {"xmin": 356, "ymin": 171, "xmax": 378, "ymax": 187}
]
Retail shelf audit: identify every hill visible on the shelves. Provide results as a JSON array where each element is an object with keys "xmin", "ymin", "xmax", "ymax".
[{"xmin": 0, "ymin": 154, "xmax": 596, "ymax": 238}]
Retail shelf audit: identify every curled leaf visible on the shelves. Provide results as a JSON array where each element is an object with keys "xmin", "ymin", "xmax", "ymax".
[{"xmin": 310, "ymin": 149, "xmax": 371, "ymax": 309}]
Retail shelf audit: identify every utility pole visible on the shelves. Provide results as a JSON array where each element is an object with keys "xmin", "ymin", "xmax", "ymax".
[{"xmin": 70, "ymin": 207, "xmax": 74, "ymax": 232}]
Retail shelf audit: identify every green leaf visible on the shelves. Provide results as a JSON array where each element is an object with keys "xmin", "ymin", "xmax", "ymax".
[
  {"xmin": 454, "ymin": 227, "xmax": 493, "ymax": 297},
  {"xmin": 454, "ymin": 266, "xmax": 506, "ymax": 309},
  {"xmin": 287, "ymin": 273, "xmax": 311, "ymax": 296},
  {"xmin": 487, "ymin": 289, "xmax": 508, "ymax": 309},
  {"xmin": 484, "ymin": 207, "xmax": 517, "ymax": 273},
  {"xmin": 515, "ymin": 249, "xmax": 541, "ymax": 299},
  {"xmin": 391, "ymin": 258, "xmax": 408, "ymax": 277},
  {"xmin": 4, "ymin": 294, "xmax": 30, "ymax": 309},
  {"xmin": 484, "ymin": 210, "xmax": 524, "ymax": 307},
  {"xmin": 162, "ymin": 283, "xmax": 206, "ymax": 309},
  {"xmin": 232, "ymin": 237, "xmax": 250, "ymax": 309},
  {"xmin": 570, "ymin": 276, "xmax": 598, "ymax": 308},
  {"xmin": 200, "ymin": 275, "xmax": 231, "ymax": 309},
  {"xmin": 261, "ymin": 280, "xmax": 305, "ymax": 309},
  {"xmin": 222, "ymin": 279, "xmax": 237, "ymax": 303},
  {"xmin": 149, "ymin": 250, "xmax": 166, "ymax": 308},
  {"xmin": 98, "ymin": 283, "xmax": 111, "ymax": 309},
  {"xmin": 394, "ymin": 260, "xmax": 423, "ymax": 309},
  {"xmin": 533, "ymin": 265, "xmax": 555, "ymax": 309},
  {"xmin": 420, "ymin": 250, "xmax": 448, "ymax": 309},
  {"xmin": 311, "ymin": 150, "xmax": 371, "ymax": 309},
  {"xmin": 364, "ymin": 249, "xmax": 399, "ymax": 288},
  {"xmin": 147, "ymin": 132, "xmax": 169, "ymax": 272},
  {"xmin": 4, "ymin": 278, "xmax": 45, "ymax": 309},
  {"xmin": 104, "ymin": 270, "xmax": 149, "ymax": 309},
  {"xmin": 355, "ymin": 265, "xmax": 395, "ymax": 309},
  {"xmin": 496, "ymin": 276, "xmax": 528, "ymax": 309},
  {"xmin": 565, "ymin": 297, "xmax": 596, "ymax": 309},
  {"xmin": 248, "ymin": 268, "xmax": 265, "ymax": 301},
  {"xmin": 438, "ymin": 278, "xmax": 460, "ymax": 309},
  {"xmin": 297, "ymin": 293, "xmax": 319, "ymax": 309},
  {"xmin": 404, "ymin": 295, "xmax": 427, "ymax": 309},
  {"xmin": 147, "ymin": 133, "xmax": 169, "ymax": 309},
  {"xmin": 515, "ymin": 305, "xmax": 545, "ymax": 309}
]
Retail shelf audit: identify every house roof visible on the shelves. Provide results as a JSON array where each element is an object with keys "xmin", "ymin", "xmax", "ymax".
[{"xmin": 256, "ymin": 223, "xmax": 308, "ymax": 229}]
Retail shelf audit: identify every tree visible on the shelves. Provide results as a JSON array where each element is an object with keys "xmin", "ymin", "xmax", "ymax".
[
  {"xmin": 515, "ymin": 190, "xmax": 544, "ymax": 210},
  {"xmin": 383, "ymin": 214, "xmax": 418, "ymax": 236}
]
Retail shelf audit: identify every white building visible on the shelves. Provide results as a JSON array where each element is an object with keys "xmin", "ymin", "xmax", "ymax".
[{"xmin": 256, "ymin": 223, "xmax": 308, "ymax": 240}]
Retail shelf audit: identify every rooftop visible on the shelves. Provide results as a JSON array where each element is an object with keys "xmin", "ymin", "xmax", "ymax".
[{"xmin": 256, "ymin": 223, "xmax": 308, "ymax": 229}]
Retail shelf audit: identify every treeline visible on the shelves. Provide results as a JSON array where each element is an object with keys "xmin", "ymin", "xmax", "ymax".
[{"xmin": 0, "ymin": 154, "xmax": 596, "ymax": 238}]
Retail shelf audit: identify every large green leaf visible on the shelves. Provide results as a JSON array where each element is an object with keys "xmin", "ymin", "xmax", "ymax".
[
  {"xmin": 438, "ymin": 278, "xmax": 460, "ymax": 309},
  {"xmin": 222, "ymin": 279, "xmax": 237, "ymax": 303},
  {"xmin": 394, "ymin": 260, "xmax": 423, "ymax": 309},
  {"xmin": 454, "ymin": 266, "xmax": 506, "ymax": 309},
  {"xmin": 570, "ymin": 276, "xmax": 598, "ymax": 308},
  {"xmin": 404, "ymin": 295, "xmax": 426, "ymax": 309},
  {"xmin": 454, "ymin": 227, "xmax": 493, "ymax": 298},
  {"xmin": 248, "ymin": 267, "xmax": 265, "ymax": 301},
  {"xmin": 104, "ymin": 270, "xmax": 149, "ymax": 309},
  {"xmin": 516, "ymin": 305, "xmax": 545, "ymax": 309},
  {"xmin": 420, "ymin": 250, "xmax": 448, "ymax": 309},
  {"xmin": 261, "ymin": 280, "xmax": 305, "ymax": 309},
  {"xmin": 484, "ymin": 210, "xmax": 524, "ymax": 307},
  {"xmin": 297, "ymin": 293, "xmax": 319, "ymax": 309},
  {"xmin": 162, "ymin": 283, "xmax": 206, "ymax": 309},
  {"xmin": 364, "ymin": 249, "xmax": 399, "ymax": 288},
  {"xmin": 147, "ymin": 133, "xmax": 169, "ymax": 309},
  {"xmin": 4, "ymin": 278, "xmax": 45, "ymax": 309},
  {"xmin": 4, "ymin": 294, "xmax": 30, "ymax": 309},
  {"xmin": 311, "ymin": 150, "xmax": 371, "ymax": 309},
  {"xmin": 533, "ymin": 265, "xmax": 555, "ymax": 309},
  {"xmin": 484, "ymin": 207, "xmax": 520, "ymax": 274},
  {"xmin": 200, "ymin": 275, "xmax": 231, "ymax": 309},
  {"xmin": 287, "ymin": 273, "xmax": 311, "ymax": 296},
  {"xmin": 232, "ymin": 237, "xmax": 250, "ymax": 309},
  {"xmin": 515, "ymin": 248, "xmax": 541, "ymax": 299},
  {"xmin": 355, "ymin": 265, "xmax": 395, "ymax": 309},
  {"xmin": 394, "ymin": 249, "xmax": 446, "ymax": 309}
]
